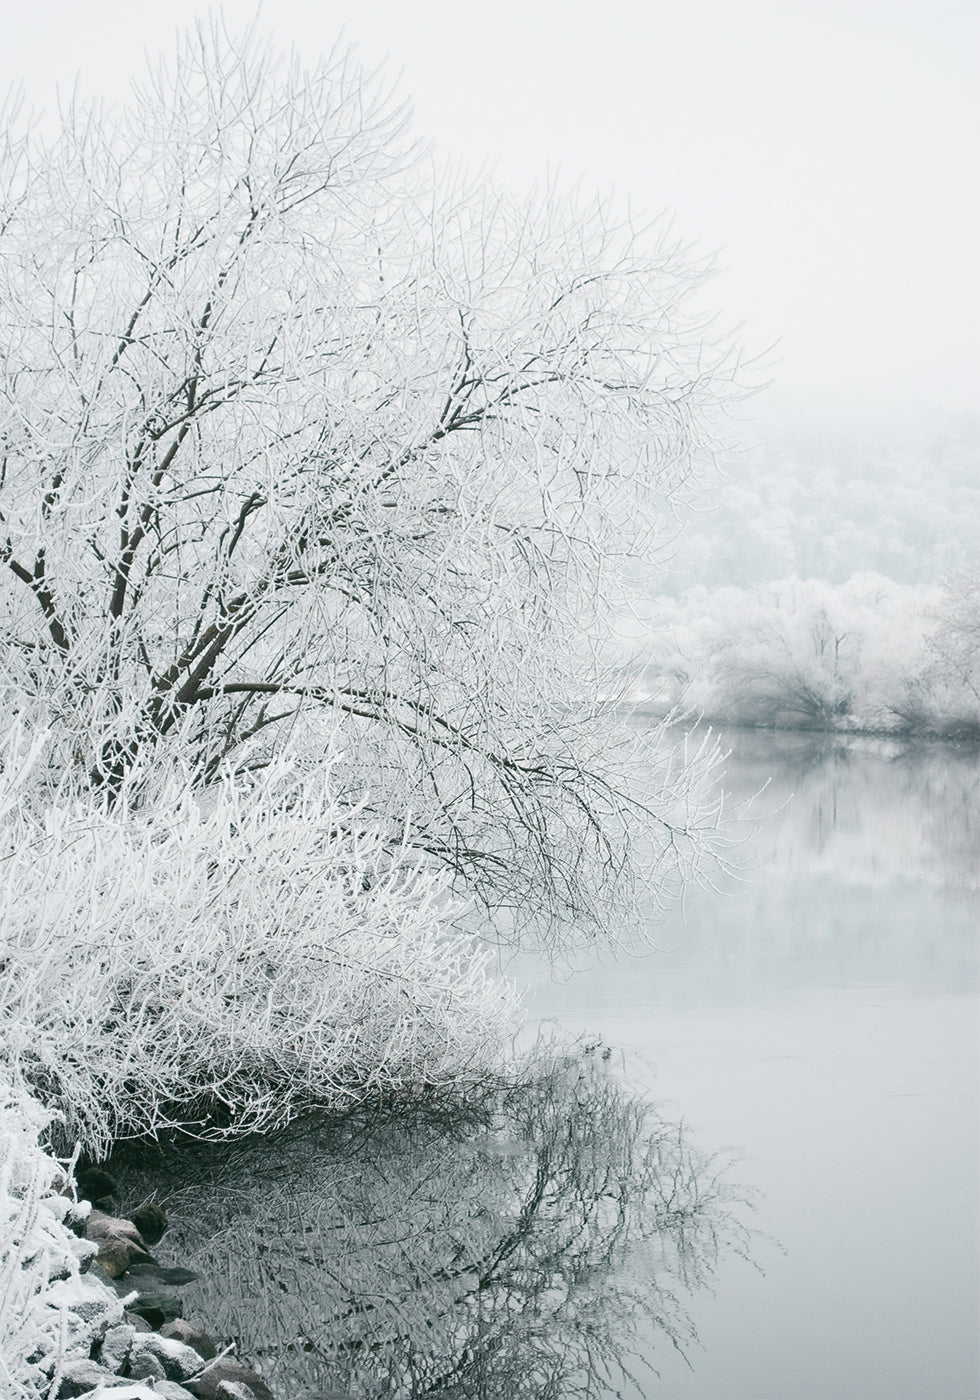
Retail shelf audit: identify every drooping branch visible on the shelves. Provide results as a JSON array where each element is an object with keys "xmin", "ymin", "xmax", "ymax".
[{"xmin": 0, "ymin": 25, "xmax": 737, "ymax": 942}]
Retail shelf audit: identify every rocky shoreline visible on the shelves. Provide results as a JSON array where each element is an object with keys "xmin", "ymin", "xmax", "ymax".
[{"xmin": 55, "ymin": 1170, "xmax": 344, "ymax": 1400}]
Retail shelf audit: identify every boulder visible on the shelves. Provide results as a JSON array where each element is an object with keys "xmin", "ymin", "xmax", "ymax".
[
  {"xmin": 123, "ymin": 1289, "xmax": 184, "ymax": 1328},
  {"xmin": 123, "ymin": 1308, "xmax": 154, "ymax": 1332},
  {"xmin": 84, "ymin": 1211, "xmax": 154, "ymax": 1278},
  {"xmin": 160, "ymin": 1318, "xmax": 219, "ymax": 1361},
  {"xmin": 125, "ymin": 1260, "xmax": 199, "ymax": 1287},
  {"xmin": 84, "ymin": 1386, "xmax": 162, "ymax": 1400},
  {"xmin": 55, "ymin": 1359, "xmax": 131, "ymax": 1396},
  {"xmin": 74, "ymin": 1166, "xmax": 119, "ymax": 1205},
  {"xmin": 130, "ymin": 1202, "xmax": 168, "ymax": 1245},
  {"xmin": 95, "ymin": 1321, "xmax": 137, "ymax": 1372},
  {"xmin": 127, "ymin": 1348, "xmax": 166, "ymax": 1382},
  {"xmin": 44, "ymin": 1271, "xmax": 124, "ymax": 1345},
  {"xmin": 184, "ymin": 1356, "xmax": 276, "ymax": 1400},
  {"xmin": 94, "ymin": 1238, "xmax": 143, "ymax": 1279},
  {"xmin": 130, "ymin": 1332, "xmax": 206, "ymax": 1383}
]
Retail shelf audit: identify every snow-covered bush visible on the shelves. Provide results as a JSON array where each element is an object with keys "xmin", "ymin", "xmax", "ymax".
[
  {"xmin": 0, "ymin": 1076, "xmax": 114, "ymax": 1399},
  {"xmin": 631, "ymin": 574, "xmax": 958, "ymax": 733},
  {"xmin": 0, "ymin": 731, "xmax": 519, "ymax": 1160},
  {"xmin": 910, "ymin": 569, "xmax": 980, "ymax": 738}
]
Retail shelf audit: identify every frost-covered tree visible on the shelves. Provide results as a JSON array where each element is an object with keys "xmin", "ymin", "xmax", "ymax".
[
  {"xmin": 928, "ymin": 571, "xmax": 980, "ymax": 709},
  {"xmin": 633, "ymin": 574, "xmax": 944, "ymax": 732},
  {"xmin": 902, "ymin": 568, "xmax": 980, "ymax": 738},
  {"xmin": 0, "ymin": 24, "xmax": 733, "ymax": 945}
]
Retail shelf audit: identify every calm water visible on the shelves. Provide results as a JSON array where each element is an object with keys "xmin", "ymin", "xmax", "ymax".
[
  {"xmin": 109, "ymin": 729, "xmax": 979, "ymax": 1399},
  {"xmin": 513, "ymin": 728, "xmax": 980, "ymax": 1400}
]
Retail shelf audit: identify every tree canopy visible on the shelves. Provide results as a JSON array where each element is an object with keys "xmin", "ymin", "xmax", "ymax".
[{"xmin": 0, "ymin": 24, "xmax": 735, "ymax": 945}]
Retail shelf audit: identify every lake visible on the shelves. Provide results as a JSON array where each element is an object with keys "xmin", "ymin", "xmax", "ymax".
[
  {"xmin": 512, "ymin": 727, "xmax": 980, "ymax": 1400},
  {"xmin": 108, "ymin": 727, "xmax": 979, "ymax": 1399}
]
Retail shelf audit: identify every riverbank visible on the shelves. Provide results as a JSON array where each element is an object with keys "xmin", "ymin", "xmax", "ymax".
[
  {"xmin": 1, "ymin": 1082, "xmax": 326, "ymax": 1399},
  {"xmin": 629, "ymin": 702, "xmax": 980, "ymax": 744}
]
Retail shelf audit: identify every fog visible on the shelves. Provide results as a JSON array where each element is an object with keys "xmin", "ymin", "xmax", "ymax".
[
  {"xmin": 3, "ymin": 0, "xmax": 977, "ymax": 415},
  {"xmin": 1, "ymin": 7, "xmax": 976, "ymax": 1398}
]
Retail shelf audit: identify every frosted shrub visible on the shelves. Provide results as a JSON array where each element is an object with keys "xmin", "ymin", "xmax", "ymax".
[
  {"xmin": 635, "ymin": 574, "xmax": 952, "ymax": 733},
  {"xmin": 0, "ymin": 1076, "xmax": 111, "ymax": 1399},
  {"xmin": 912, "ymin": 569, "xmax": 980, "ymax": 738},
  {"xmin": 0, "ymin": 735, "xmax": 519, "ymax": 1159}
]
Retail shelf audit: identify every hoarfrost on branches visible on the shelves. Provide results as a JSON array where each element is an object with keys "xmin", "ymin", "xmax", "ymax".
[
  {"xmin": 0, "ymin": 1075, "xmax": 114, "ymax": 1399},
  {"xmin": 0, "ymin": 730, "xmax": 519, "ymax": 1156},
  {"xmin": 0, "ymin": 22, "xmax": 738, "ymax": 949}
]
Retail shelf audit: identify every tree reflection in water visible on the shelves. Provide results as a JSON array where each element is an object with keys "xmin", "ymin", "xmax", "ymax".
[{"xmin": 108, "ymin": 1045, "xmax": 759, "ymax": 1398}]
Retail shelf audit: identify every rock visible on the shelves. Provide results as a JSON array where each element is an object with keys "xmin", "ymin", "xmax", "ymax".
[
  {"xmin": 154, "ymin": 1385, "xmax": 198, "ymax": 1400},
  {"xmin": 128, "ymin": 1347, "xmax": 167, "ymax": 1382},
  {"xmin": 184, "ymin": 1357, "xmax": 276, "ymax": 1400},
  {"xmin": 95, "ymin": 1321, "xmax": 137, "ymax": 1372},
  {"xmin": 123, "ymin": 1308, "xmax": 154, "ymax": 1332},
  {"xmin": 130, "ymin": 1332, "xmax": 206, "ymax": 1383},
  {"xmin": 83, "ymin": 1387, "xmax": 161, "ymax": 1400},
  {"xmin": 55, "ymin": 1359, "xmax": 131, "ymax": 1396},
  {"xmin": 126, "ymin": 1260, "xmax": 200, "ymax": 1287},
  {"xmin": 84, "ymin": 1210, "xmax": 154, "ymax": 1278},
  {"xmin": 160, "ymin": 1318, "xmax": 219, "ymax": 1361},
  {"xmin": 123, "ymin": 1289, "xmax": 184, "ymax": 1328},
  {"xmin": 44, "ymin": 1272, "xmax": 124, "ymax": 1342},
  {"xmin": 85, "ymin": 1210, "xmax": 149, "ymax": 1247},
  {"xmin": 95, "ymin": 1238, "xmax": 142, "ymax": 1278},
  {"xmin": 130, "ymin": 1202, "xmax": 168, "ymax": 1245}
]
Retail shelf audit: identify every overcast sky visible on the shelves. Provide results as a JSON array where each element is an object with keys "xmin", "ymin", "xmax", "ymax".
[{"xmin": 3, "ymin": 0, "xmax": 977, "ymax": 418}]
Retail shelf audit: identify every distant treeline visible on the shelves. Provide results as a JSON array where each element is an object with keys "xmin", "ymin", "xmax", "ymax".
[{"xmin": 626, "ymin": 571, "xmax": 980, "ymax": 739}]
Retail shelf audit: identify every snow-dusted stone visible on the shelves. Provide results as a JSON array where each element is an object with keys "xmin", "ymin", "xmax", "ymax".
[
  {"xmin": 126, "ymin": 1260, "xmax": 199, "ymax": 1288},
  {"xmin": 95, "ymin": 1321, "xmax": 137, "ymax": 1372},
  {"xmin": 127, "ymin": 1346, "xmax": 166, "ymax": 1381},
  {"xmin": 83, "ymin": 1387, "xmax": 162, "ymax": 1400},
  {"xmin": 153, "ymin": 1384, "xmax": 198, "ymax": 1399},
  {"xmin": 45, "ymin": 1270, "xmax": 125, "ymax": 1348},
  {"xmin": 184, "ymin": 1356, "xmax": 276, "ymax": 1399},
  {"xmin": 124, "ymin": 1288, "xmax": 184, "ymax": 1327},
  {"xmin": 160, "ymin": 1317, "xmax": 218, "ymax": 1360},
  {"xmin": 54, "ymin": 1358, "xmax": 131, "ymax": 1396},
  {"xmin": 130, "ymin": 1331, "xmax": 207, "ymax": 1382}
]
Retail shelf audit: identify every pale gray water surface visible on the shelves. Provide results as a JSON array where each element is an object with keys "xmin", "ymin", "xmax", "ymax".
[
  {"xmin": 510, "ymin": 729, "xmax": 980, "ymax": 1400},
  {"xmin": 106, "ymin": 730, "xmax": 977, "ymax": 1399}
]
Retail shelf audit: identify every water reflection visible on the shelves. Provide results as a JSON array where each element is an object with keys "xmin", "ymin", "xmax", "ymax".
[
  {"xmin": 513, "ymin": 727, "xmax": 979, "ymax": 1400},
  {"xmin": 709, "ymin": 727, "xmax": 980, "ymax": 898},
  {"xmin": 108, "ymin": 1046, "xmax": 758, "ymax": 1398}
]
